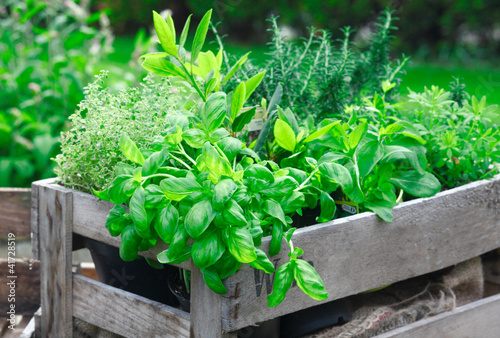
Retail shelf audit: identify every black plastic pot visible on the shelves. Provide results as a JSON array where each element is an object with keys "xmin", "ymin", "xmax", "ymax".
[
  {"xmin": 167, "ymin": 268, "xmax": 191, "ymax": 312},
  {"xmin": 83, "ymin": 237, "xmax": 179, "ymax": 307}
]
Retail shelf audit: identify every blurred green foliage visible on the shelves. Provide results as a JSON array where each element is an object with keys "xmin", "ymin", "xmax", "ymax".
[{"xmin": 0, "ymin": 0, "xmax": 113, "ymax": 187}]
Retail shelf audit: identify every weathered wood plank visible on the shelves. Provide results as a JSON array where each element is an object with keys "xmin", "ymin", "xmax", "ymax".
[
  {"xmin": 20, "ymin": 315, "xmax": 36, "ymax": 338},
  {"xmin": 376, "ymin": 293, "xmax": 500, "ymax": 337},
  {"xmin": 0, "ymin": 259, "xmax": 40, "ymax": 315},
  {"xmin": 73, "ymin": 274, "xmax": 190, "ymax": 338},
  {"xmin": 190, "ymin": 268, "xmax": 237, "ymax": 338},
  {"xmin": 221, "ymin": 176, "xmax": 500, "ymax": 331},
  {"xmin": 36, "ymin": 180, "xmax": 73, "ymax": 337},
  {"xmin": 30, "ymin": 182, "xmax": 40, "ymax": 260},
  {"xmin": 0, "ymin": 188, "xmax": 31, "ymax": 238}
]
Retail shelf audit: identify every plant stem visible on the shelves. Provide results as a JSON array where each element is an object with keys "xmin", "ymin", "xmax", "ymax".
[
  {"xmin": 177, "ymin": 144, "xmax": 197, "ymax": 165},
  {"xmin": 170, "ymin": 154, "xmax": 192, "ymax": 170},
  {"xmin": 295, "ymin": 168, "xmax": 319, "ymax": 191},
  {"xmin": 176, "ymin": 56, "xmax": 206, "ymax": 102}
]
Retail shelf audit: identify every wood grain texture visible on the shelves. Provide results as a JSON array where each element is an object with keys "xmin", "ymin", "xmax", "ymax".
[
  {"xmin": 376, "ymin": 293, "xmax": 500, "ymax": 338},
  {"xmin": 221, "ymin": 176, "xmax": 500, "ymax": 331},
  {"xmin": 190, "ymin": 268, "xmax": 237, "ymax": 338},
  {"xmin": 0, "ymin": 188, "xmax": 31, "ymax": 238},
  {"xmin": 30, "ymin": 183, "xmax": 39, "ymax": 260},
  {"xmin": 73, "ymin": 274, "xmax": 190, "ymax": 338},
  {"xmin": 37, "ymin": 180, "xmax": 73, "ymax": 337},
  {"xmin": 0, "ymin": 259, "xmax": 40, "ymax": 314}
]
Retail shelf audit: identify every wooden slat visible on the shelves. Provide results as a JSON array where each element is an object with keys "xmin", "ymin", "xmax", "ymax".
[
  {"xmin": 73, "ymin": 274, "xmax": 190, "ymax": 338},
  {"xmin": 30, "ymin": 182, "xmax": 40, "ymax": 260},
  {"xmin": 221, "ymin": 176, "xmax": 500, "ymax": 331},
  {"xmin": 0, "ymin": 188, "xmax": 31, "ymax": 238},
  {"xmin": 36, "ymin": 180, "xmax": 73, "ymax": 337},
  {"xmin": 375, "ymin": 293, "xmax": 500, "ymax": 337},
  {"xmin": 0, "ymin": 259, "xmax": 40, "ymax": 315}
]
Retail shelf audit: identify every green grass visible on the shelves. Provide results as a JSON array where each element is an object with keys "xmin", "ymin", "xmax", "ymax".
[{"xmin": 100, "ymin": 36, "xmax": 500, "ymax": 109}]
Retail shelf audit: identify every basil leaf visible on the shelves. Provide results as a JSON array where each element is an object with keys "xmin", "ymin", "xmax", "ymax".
[
  {"xmin": 157, "ymin": 246, "xmax": 192, "ymax": 264},
  {"xmin": 244, "ymin": 164, "xmax": 275, "ymax": 183},
  {"xmin": 230, "ymin": 82, "xmax": 246, "ymax": 121},
  {"xmin": 263, "ymin": 198, "xmax": 286, "ymax": 225},
  {"xmin": 232, "ymin": 107, "xmax": 256, "ymax": 133},
  {"xmin": 129, "ymin": 187, "xmax": 148, "ymax": 232},
  {"xmin": 199, "ymin": 143, "xmax": 233, "ymax": 182},
  {"xmin": 144, "ymin": 184, "xmax": 166, "ymax": 207},
  {"xmin": 119, "ymin": 226, "xmax": 141, "ymax": 261},
  {"xmin": 213, "ymin": 178, "xmax": 237, "ymax": 211},
  {"xmin": 201, "ymin": 265, "xmax": 227, "ymax": 294},
  {"xmin": 281, "ymin": 191, "xmax": 306, "ymax": 214},
  {"xmin": 201, "ymin": 92, "xmax": 227, "ymax": 132},
  {"xmin": 348, "ymin": 122, "xmax": 368, "ymax": 149},
  {"xmin": 274, "ymin": 119, "xmax": 296, "ymax": 152},
  {"xmin": 355, "ymin": 140, "xmax": 383, "ymax": 177},
  {"xmin": 261, "ymin": 176, "xmax": 298, "ymax": 197},
  {"xmin": 224, "ymin": 226, "xmax": 257, "ymax": 263},
  {"xmin": 390, "ymin": 171, "xmax": 441, "ymax": 197},
  {"xmin": 167, "ymin": 222, "xmax": 190, "ymax": 260},
  {"xmin": 316, "ymin": 191, "xmax": 336, "ymax": 223},
  {"xmin": 154, "ymin": 203, "xmax": 179, "ymax": 243},
  {"xmin": 214, "ymin": 250, "xmax": 242, "ymax": 279},
  {"xmin": 294, "ymin": 259, "xmax": 329, "ymax": 301},
  {"xmin": 268, "ymin": 262, "xmax": 293, "ymax": 307},
  {"xmin": 269, "ymin": 221, "xmax": 283, "ymax": 256},
  {"xmin": 183, "ymin": 129, "xmax": 206, "ymax": 148},
  {"xmin": 108, "ymin": 175, "xmax": 139, "ymax": 205},
  {"xmin": 192, "ymin": 228, "xmax": 225, "ymax": 269},
  {"xmin": 185, "ymin": 199, "xmax": 215, "ymax": 239},
  {"xmin": 249, "ymin": 248, "xmax": 275, "ymax": 274},
  {"xmin": 364, "ymin": 197, "xmax": 394, "ymax": 222},
  {"xmin": 218, "ymin": 137, "xmax": 243, "ymax": 162},
  {"xmin": 119, "ymin": 134, "xmax": 145, "ymax": 165},
  {"xmin": 142, "ymin": 148, "xmax": 169, "ymax": 176},
  {"xmin": 105, "ymin": 205, "xmax": 129, "ymax": 237},
  {"xmin": 222, "ymin": 199, "xmax": 247, "ymax": 227},
  {"xmin": 160, "ymin": 176, "xmax": 202, "ymax": 195},
  {"xmin": 319, "ymin": 162, "xmax": 353, "ymax": 194}
]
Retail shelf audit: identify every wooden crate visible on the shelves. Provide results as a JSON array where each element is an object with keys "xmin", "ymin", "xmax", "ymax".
[{"xmin": 31, "ymin": 176, "xmax": 500, "ymax": 337}]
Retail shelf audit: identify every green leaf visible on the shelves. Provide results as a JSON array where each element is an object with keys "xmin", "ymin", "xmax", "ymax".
[
  {"xmin": 244, "ymin": 71, "xmax": 266, "ymax": 101},
  {"xmin": 154, "ymin": 203, "xmax": 179, "ymax": 243},
  {"xmin": 198, "ymin": 50, "xmax": 220, "ymax": 79},
  {"xmin": 278, "ymin": 107, "xmax": 300, "ymax": 134},
  {"xmin": 105, "ymin": 205, "xmax": 129, "ymax": 237},
  {"xmin": 244, "ymin": 164, "xmax": 275, "ymax": 183},
  {"xmin": 218, "ymin": 137, "xmax": 243, "ymax": 162},
  {"xmin": 192, "ymin": 228, "xmax": 225, "ymax": 269},
  {"xmin": 319, "ymin": 163, "xmax": 353, "ymax": 193},
  {"xmin": 120, "ymin": 134, "xmax": 145, "ymax": 165},
  {"xmin": 179, "ymin": 14, "xmax": 192, "ymax": 49},
  {"xmin": 160, "ymin": 176, "xmax": 202, "ymax": 195},
  {"xmin": 316, "ymin": 191, "xmax": 336, "ymax": 223},
  {"xmin": 223, "ymin": 53, "xmax": 249, "ymax": 84},
  {"xmin": 152, "ymin": 10, "xmax": 177, "ymax": 56},
  {"xmin": 166, "ymin": 222, "xmax": 190, "ymax": 261},
  {"xmin": 92, "ymin": 188, "xmax": 110, "ymax": 201},
  {"xmin": 191, "ymin": 9, "xmax": 212, "ymax": 62},
  {"xmin": 269, "ymin": 221, "xmax": 283, "ymax": 257},
  {"xmin": 201, "ymin": 92, "xmax": 227, "ymax": 132},
  {"xmin": 142, "ymin": 57, "xmax": 186, "ymax": 78},
  {"xmin": 224, "ymin": 226, "xmax": 257, "ymax": 263},
  {"xmin": 390, "ymin": 171, "xmax": 441, "ymax": 198},
  {"xmin": 119, "ymin": 226, "xmax": 141, "ymax": 261},
  {"xmin": 199, "ymin": 143, "xmax": 233, "ymax": 182},
  {"xmin": 268, "ymin": 262, "xmax": 293, "ymax": 307},
  {"xmin": 348, "ymin": 123, "xmax": 368, "ymax": 149},
  {"xmin": 263, "ymin": 199, "xmax": 287, "ymax": 225},
  {"xmin": 355, "ymin": 140, "xmax": 383, "ymax": 177},
  {"xmin": 213, "ymin": 178, "xmax": 238, "ymax": 211},
  {"xmin": 185, "ymin": 200, "xmax": 216, "ymax": 239},
  {"xmin": 294, "ymin": 259, "xmax": 329, "ymax": 301},
  {"xmin": 142, "ymin": 149, "xmax": 169, "ymax": 176},
  {"xmin": 157, "ymin": 246, "xmax": 192, "ymax": 264},
  {"xmin": 222, "ymin": 199, "xmax": 247, "ymax": 227},
  {"xmin": 108, "ymin": 175, "xmax": 140, "ymax": 205},
  {"xmin": 250, "ymin": 248, "xmax": 275, "ymax": 273},
  {"xmin": 129, "ymin": 187, "xmax": 148, "ymax": 232},
  {"xmin": 230, "ymin": 82, "xmax": 246, "ymax": 121},
  {"xmin": 303, "ymin": 121, "xmax": 339, "ymax": 143},
  {"xmin": 281, "ymin": 191, "xmax": 306, "ymax": 214},
  {"xmin": 364, "ymin": 198, "xmax": 394, "ymax": 222},
  {"xmin": 260, "ymin": 177, "xmax": 298, "ymax": 197},
  {"xmin": 214, "ymin": 250, "xmax": 242, "ymax": 279},
  {"xmin": 201, "ymin": 266, "xmax": 227, "ymax": 294},
  {"xmin": 183, "ymin": 129, "xmax": 206, "ymax": 148},
  {"xmin": 274, "ymin": 119, "xmax": 296, "ymax": 152}
]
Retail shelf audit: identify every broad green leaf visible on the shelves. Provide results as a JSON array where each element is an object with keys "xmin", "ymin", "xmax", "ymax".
[
  {"xmin": 250, "ymin": 248, "xmax": 275, "ymax": 273},
  {"xmin": 260, "ymin": 176, "xmax": 298, "ymax": 197},
  {"xmin": 166, "ymin": 222, "xmax": 190, "ymax": 260},
  {"xmin": 142, "ymin": 57, "xmax": 186, "ymax": 78},
  {"xmin": 199, "ymin": 143, "xmax": 233, "ymax": 182},
  {"xmin": 222, "ymin": 199, "xmax": 247, "ymax": 226},
  {"xmin": 303, "ymin": 121, "xmax": 339, "ymax": 143},
  {"xmin": 145, "ymin": 184, "xmax": 166, "ymax": 207},
  {"xmin": 183, "ymin": 129, "xmax": 206, "ymax": 148},
  {"xmin": 179, "ymin": 14, "xmax": 192, "ymax": 49},
  {"xmin": 191, "ymin": 9, "xmax": 212, "ymax": 62},
  {"xmin": 278, "ymin": 107, "xmax": 300, "ymax": 134},
  {"xmin": 269, "ymin": 221, "xmax": 283, "ymax": 256},
  {"xmin": 160, "ymin": 176, "xmax": 202, "ymax": 195},
  {"xmin": 198, "ymin": 50, "xmax": 220, "ymax": 79},
  {"xmin": 263, "ymin": 199, "xmax": 287, "ymax": 225},
  {"xmin": 92, "ymin": 188, "xmax": 110, "ymax": 201},
  {"xmin": 120, "ymin": 134, "xmax": 145, "ymax": 165},
  {"xmin": 215, "ymin": 251, "xmax": 242, "ymax": 279},
  {"xmin": 355, "ymin": 140, "xmax": 383, "ymax": 177},
  {"xmin": 142, "ymin": 149, "xmax": 169, "ymax": 176},
  {"xmin": 165, "ymin": 126, "xmax": 183, "ymax": 146},
  {"xmin": 157, "ymin": 246, "xmax": 192, "ymax": 264},
  {"xmin": 348, "ymin": 123, "xmax": 368, "ymax": 149},
  {"xmin": 364, "ymin": 197, "xmax": 394, "ymax": 222},
  {"xmin": 268, "ymin": 262, "xmax": 293, "ymax": 307},
  {"xmin": 244, "ymin": 164, "xmax": 275, "ymax": 183},
  {"xmin": 129, "ymin": 187, "xmax": 148, "ymax": 232},
  {"xmin": 201, "ymin": 92, "xmax": 227, "ymax": 132},
  {"xmin": 108, "ymin": 175, "xmax": 139, "ymax": 205},
  {"xmin": 185, "ymin": 200, "xmax": 215, "ymax": 239},
  {"xmin": 218, "ymin": 137, "xmax": 243, "ymax": 162},
  {"xmin": 316, "ymin": 191, "xmax": 336, "ymax": 223},
  {"xmin": 294, "ymin": 259, "xmax": 329, "ymax": 301},
  {"xmin": 281, "ymin": 191, "xmax": 306, "ymax": 214},
  {"xmin": 201, "ymin": 266, "xmax": 227, "ymax": 294},
  {"xmin": 274, "ymin": 119, "xmax": 296, "ymax": 152},
  {"xmin": 152, "ymin": 10, "xmax": 177, "ymax": 56},
  {"xmin": 154, "ymin": 203, "xmax": 179, "ymax": 243},
  {"xmin": 230, "ymin": 82, "xmax": 247, "ymax": 121},
  {"xmin": 223, "ymin": 53, "xmax": 249, "ymax": 84},
  {"xmin": 319, "ymin": 162, "xmax": 353, "ymax": 193},
  {"xmin": 119, "ymin": 226, "xmax": 141, "ymax": 261},
  {"xmin": 224, "ymin": 226, "xmax": 257, "ymax": 263},
  {"xmin": 390, "ymin": 171, "xmax": 441, "ymax": 198},
  {"xmin": 192, "ymin": 228, "xmax": 225, "ymax": 269},
  {"xmin": 244, "ymin": 71, "xmax": 266, "ymax": 101},
  {"xmin": 213, "ymin": 178, "xmax": 238, "ymax": 211},
  {"xmin": 105, "ymin": 205, "xmax": 129, "ymax": 237}
]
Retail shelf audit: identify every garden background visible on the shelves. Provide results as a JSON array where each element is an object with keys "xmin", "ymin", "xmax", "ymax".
[{"xmin": 1, "ymin": 0, "xmax": 499, "ymax": 188}]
